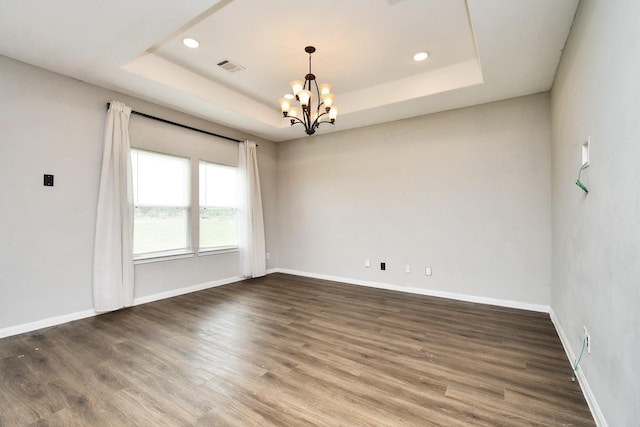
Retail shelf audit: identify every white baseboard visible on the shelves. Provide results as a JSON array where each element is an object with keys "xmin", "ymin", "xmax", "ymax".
[
  {"xmin": 271, "ymin": 268, "xmax": 550, "ymax": 313},
  {"xmin": 0, "ymin": 309, "xmax": 97, "ymax": 339},
  {"xmin": 0, "ymin": 275, "xmax": 246, "ymax": 339},
  {"xmin": 549, "ymin": 309, "xmax": 607, "ymax": 427}
]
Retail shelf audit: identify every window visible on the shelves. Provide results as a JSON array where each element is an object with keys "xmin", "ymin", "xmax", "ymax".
[
  {"xmin": 199, "ymin": 161, "xmax": 238, "ymax": 250},
  {"xmin": 131, "ymin": 149, "xmax": 190, "ymax": 256}
]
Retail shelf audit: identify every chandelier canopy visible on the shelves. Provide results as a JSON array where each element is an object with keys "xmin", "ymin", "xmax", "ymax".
[{"xmin": 279, "ymin": 46, "xmax": 338, "ymax": 135}]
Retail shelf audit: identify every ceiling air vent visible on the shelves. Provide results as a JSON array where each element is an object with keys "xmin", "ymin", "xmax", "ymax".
[{"xmin": 217, "ymin": 59, "xmax": 244, "ymax": 73}]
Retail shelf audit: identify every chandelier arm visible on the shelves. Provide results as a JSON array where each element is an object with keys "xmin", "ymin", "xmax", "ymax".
[
  {"xmin": 304, "ymin": 105, "xmax": 316, "ymax": 134},
  {"xmin": 290, "ymin": 105, "xmax": 313, "ymax": 132},
  {"xmin": 312, "ymin": 111, "xmax": 335, "ymax": 129},
  {"xmin": 302, "ymin": 105, "xmax": 311, "ymax": 127},
  {"xmin": 313, "ymin": 110, "xmax": 326, "ymax": 127},
  {"xmin": 288, "ymin": 116, "xmax": 306, "ymax": 127},
  {"xmin": 312, "ymin": 79, "xmax": 323, "ymax": 116}
]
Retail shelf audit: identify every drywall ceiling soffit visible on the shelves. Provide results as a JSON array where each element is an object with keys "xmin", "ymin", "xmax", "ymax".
[{"xmin": 0, "ymin": 0, "xmax": 579, "ymax": 142}]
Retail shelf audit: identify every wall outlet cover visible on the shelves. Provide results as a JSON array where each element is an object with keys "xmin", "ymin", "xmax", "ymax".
[{"xmin": 581, "ymin": 137, "xmax": 590, "ymax": 168}]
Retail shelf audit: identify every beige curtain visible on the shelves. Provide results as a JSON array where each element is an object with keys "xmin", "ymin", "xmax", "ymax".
[
  {"xmin": 238, "ymin": 141, "xmax": 266, "ymax": 278},
  {"xmin": 93, "ymin": 101, "xmax": 134, "ymax": 312}
]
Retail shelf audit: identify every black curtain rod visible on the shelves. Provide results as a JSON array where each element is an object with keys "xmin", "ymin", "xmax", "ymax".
[{"xmin": 106, "ymin": 103, "xmax": 243, "ymax": 143}]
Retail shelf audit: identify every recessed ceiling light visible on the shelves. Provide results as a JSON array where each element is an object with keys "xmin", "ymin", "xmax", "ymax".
[
  {"xmin": 183, "ymin": 38, "xmax": 200, "ymax": 49},
  {"xmin": 413, "ymin": 51, "xmax": 429, "ymax": 62}
]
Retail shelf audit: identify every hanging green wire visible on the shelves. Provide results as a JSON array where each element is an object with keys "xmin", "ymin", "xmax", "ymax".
[
  {"xmin": 571, "ymin": 336, "xmax": 587, "ymax": 381},
  {"xmin": 576, "ymin": 164, "xmax": 589, "ymax": 193}
]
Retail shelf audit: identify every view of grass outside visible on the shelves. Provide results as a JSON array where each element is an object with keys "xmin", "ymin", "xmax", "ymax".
[
  {"xmin": 133, "ymin": 207, "xmax": 238, "ymax": 255},
  {"xmin": 133, "ymin": 207, "xmax": 189, "ymax": 255},
  {"xmin": 200, "ymin": 207, "xmax": 238, "ymax": 249}
]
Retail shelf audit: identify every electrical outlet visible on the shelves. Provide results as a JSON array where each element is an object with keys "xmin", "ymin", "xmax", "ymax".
[
  {"xmin": 425, "ymin": 267, "xmax": 432, "ymax": 276},
  {"xmin": 584, "ymin": 326, "xmax": 591, "ymax": 354}
]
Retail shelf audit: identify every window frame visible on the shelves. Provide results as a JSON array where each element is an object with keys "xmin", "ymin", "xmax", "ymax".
[
  {"xmin": 129, "ymin": 148, "xmax": 241, "ymax": 263},
  {"xmin": 130, "ymin": 148, "xmax": 193, "ymax": 261},
  {"xmin": 198, "ymin": 160, "xmax": 240, "ymax": 255}
]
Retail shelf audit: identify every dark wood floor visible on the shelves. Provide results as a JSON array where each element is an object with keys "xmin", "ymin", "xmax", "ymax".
[{"xmin": 0, "ymin": 273, "xmax": 594, "ymax": 426}]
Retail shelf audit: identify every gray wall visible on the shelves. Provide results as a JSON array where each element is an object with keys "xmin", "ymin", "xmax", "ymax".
[
  {"xmin": 277, "ymin": 93, "xmax": 552, "ymax": 307},
  {"xmin": 0, "ymin": 55, "xmax": 278, "ymax": 332},
  {"xmin": 550, "ymin": 0, "xmax": 640, "ymax": 425}
]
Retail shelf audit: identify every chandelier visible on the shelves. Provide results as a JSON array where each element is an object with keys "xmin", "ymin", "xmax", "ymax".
[{"xmin": 279, "ymin": 46, "xmax": 338, "ymax": 135}]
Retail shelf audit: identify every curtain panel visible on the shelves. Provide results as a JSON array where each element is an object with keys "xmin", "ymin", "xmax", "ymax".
[
  {"xmin": 238, "ymin": 140, "xmax": 266, "ymax": 278},
  {"xmin": 93, "ymin": 101, "xmax": 134, "ymax": 312}
]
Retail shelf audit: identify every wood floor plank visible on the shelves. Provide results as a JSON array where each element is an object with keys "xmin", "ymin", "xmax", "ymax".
[{"xmin": 0, "ymin": 273, "xmax": 595, "ymax": 426}]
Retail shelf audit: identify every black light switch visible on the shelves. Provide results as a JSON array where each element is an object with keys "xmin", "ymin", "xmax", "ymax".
[
  {"xmin": 44, "ymin": 174, "xmax": 54, "ymax": 186},
  {"xmin": 380, "ymin": 262, "xmax": 386, "ymax": 271}
]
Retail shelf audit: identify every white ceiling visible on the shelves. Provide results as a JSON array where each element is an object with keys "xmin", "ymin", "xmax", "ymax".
[{"xmin": 0, "ymin": 0, "xmax": 578, "ymax": 142}]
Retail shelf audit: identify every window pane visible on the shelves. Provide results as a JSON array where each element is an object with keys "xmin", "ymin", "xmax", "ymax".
[
  {"xmin": 199, "ymin": 162, "xmax": 237, "ymax": 208},
  {"xmin": 132, "ymin": 150, "xmax": 189, "ymax": 207},
  {"xmin": 131, "ymin": 149, "xmax": 191, "ymax": 256},
  {"xmin": 199, "ymin": 207, "xmax": 238, "ymax": 248},
  {"xmin": 133, "ymin": 207, "xmax": 190, "ymax": 254},
  {"xmin": 199, "ymin": 161, "xmax": 238, "ymax": 249}
]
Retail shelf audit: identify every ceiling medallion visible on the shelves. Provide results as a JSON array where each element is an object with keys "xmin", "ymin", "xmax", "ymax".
[{"xmin": 279, "ymin": 46, "xmax": 338, "ymax": 135}]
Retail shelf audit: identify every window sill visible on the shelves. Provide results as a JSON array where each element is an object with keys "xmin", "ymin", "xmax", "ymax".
[
  {"xmin": 132, "ymin": 247, "xmax": 239, "ymax": 264},
  {"xmin": 134, "ymin": 250, "xmax": 195, "ymax": 265},
  {"xmin": 198, "ymin": 246, "xmax": 239, "ymax": 257}
]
